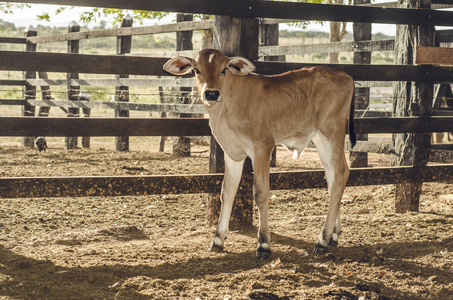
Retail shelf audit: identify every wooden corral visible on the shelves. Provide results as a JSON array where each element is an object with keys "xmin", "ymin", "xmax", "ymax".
[{"xmin": 1, "ymin": 0, "xmax": 453, "ymax": 226}]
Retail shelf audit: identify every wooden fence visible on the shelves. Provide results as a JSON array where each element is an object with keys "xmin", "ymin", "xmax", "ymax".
[{"xmin": 1, "ymin": 0, "xmax": 453, "ymax": 223}]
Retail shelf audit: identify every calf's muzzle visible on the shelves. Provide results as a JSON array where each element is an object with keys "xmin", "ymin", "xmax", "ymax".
[{"xmin": 204, "ymin": 89, "xmax": 221, "ymax": 101}]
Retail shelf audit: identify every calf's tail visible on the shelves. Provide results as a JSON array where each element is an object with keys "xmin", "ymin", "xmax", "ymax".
[{"xmin": 349, "ymin": 91, "xmax": 357, "ymax": 149}]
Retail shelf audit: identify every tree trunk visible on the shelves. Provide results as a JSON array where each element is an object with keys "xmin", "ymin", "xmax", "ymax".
[
  {"xmin": 207, "ymin": 16, "xmax": 259, "ymax": 229},
  {"xmin": 328, "ymin": 0, "xmax": 349, "ymax": 63},
  {"xmin": 392, "ymin": 0, "xmax": 434, "ymax": 213}
]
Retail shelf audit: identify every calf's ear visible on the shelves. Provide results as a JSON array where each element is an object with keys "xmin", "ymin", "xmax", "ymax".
[
  {"xmin": 163, "ymin": 56, "xmax": 194, "ymax": 75},
  {"xmin": 227, "ymin": 57, "xmax": 256, "ymax": 76}
]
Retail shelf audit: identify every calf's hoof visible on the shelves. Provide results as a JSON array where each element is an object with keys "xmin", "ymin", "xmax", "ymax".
[
  {"xmin": 256, "ymin": 247, "xmax": 272, "ymax": 260},
  {"xmin": 313, "ymin": 243, "xmax": 329, "ymax": 254},
  {"xmin": 329, "ymin": 238, "xmax": 338, "ymax": 247},
  {"xmin": 209, "ymin": 242, "xmax": 224, "ymax": 253}
]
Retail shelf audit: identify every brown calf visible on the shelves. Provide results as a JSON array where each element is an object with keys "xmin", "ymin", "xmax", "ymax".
[{"xmin": 164, "ymin": 49, "xmax": 356, "ymax": 259}]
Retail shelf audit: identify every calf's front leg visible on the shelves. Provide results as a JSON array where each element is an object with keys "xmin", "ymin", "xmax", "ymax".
[{"xmin": 209, "ymin": 155, "xmax": 245, "ymax": 252}]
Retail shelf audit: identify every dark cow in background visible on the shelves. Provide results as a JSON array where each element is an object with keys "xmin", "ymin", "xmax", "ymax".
[{"xmin": 35, "ymin": 137, "xmax": 47, "ymax": 152}]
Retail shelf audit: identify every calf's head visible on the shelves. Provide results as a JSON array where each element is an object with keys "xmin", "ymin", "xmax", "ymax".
[{"xmin": 163, "ymin": 49, "xmax": 256, "ymax": 107}]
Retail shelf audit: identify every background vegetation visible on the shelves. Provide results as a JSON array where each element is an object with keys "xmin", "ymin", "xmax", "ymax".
[{"xmin": 0, "ymin": 18, "xmax": 394, "ymax": 118}]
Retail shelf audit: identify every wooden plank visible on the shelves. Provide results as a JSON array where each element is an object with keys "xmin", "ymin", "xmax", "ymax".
[
  {"xmin": 3, "ymin": 0, "xmax": 453, "ymax": 26},
  {"xmin": 416, "ymin": 46, "xmax": 453, "ymax": 66},
  {"xmin": 350, "ymin": 1, "xmax": 371, "ymax": 168},
  {"xmin": 172, "ymin": 13, "xmax": 194, "ymax": 157},
  {"xmin": 66, "ymin": 21, "xmax": 81, "ymax": 150},
  {"xmin": 27, "ymin": 20, "xmax": 214, "ymax": 44},
  {"xmin": 0, "ymin": 80, "xmax": 26, "ymax": 86},
  {"xmin": 0, "ymin": 117, "xmax": 212, "ymax": 137},
  {"xmin": 115, "ymin": 15, "xmax": 133, "ymax": 152},
  {"xmin": 359, "ymin": 1, "xmax": 453, "ymax": 9},
  {"xmin": 0, "ymin": 116, "xmax": 452, "ymax": 137},
  {"xmin": 260, "ymin": 39, "xmax": 394, "ymax": 56},
  {"xmin": 1, "ymin": 165, "xmax": 452, "ymax": 198},
  {"xmin": 26, "ymin": 77, "xmax": 197, "ymax": 87},
  {"xmin": 0, "ymin": 51, "xmax": 170, "ymax": 76},
  {"xmin": 25, "ymin": 100, "xmax": 206, "ymax": 114},
  {"xmin": 22, "ymin": 26, "xmax": 37, "ymax": 148},
  {"xmin": 0, "ymin": 99, "xmax": 26, "ymax": 105},
  {"xmin": 433, "ymin": 109, "xmax": 453, "ymax": 116},
  {"xmin": 355, "ymin": 81, "xmax": 393, "ymax": 87},
  {"xmin": 133, "ymin": 50, "xmax": 198, "ymax": 58},
  {"xmin": 0, "ymin": 37, "xmax": 26, "ymax": 44},
  {"xmin": 254, "ymin": 61, "xmax": 453, "ymax": 83},
  {"xmin": 25, "ymin": 78, "xmax": 392, "ymax": 89},
  {"xmin": 4, "ymin": 51, "xmax": 453, "ymax": 82}
]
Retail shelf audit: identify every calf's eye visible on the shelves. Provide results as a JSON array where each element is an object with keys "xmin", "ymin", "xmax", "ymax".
[
  {"xmin": 221, "ymin": 68, "xmax": 227, "ymax": 75},
  {"xmin": 194, "ymin": 68, "xmax": 201, "ymax": 75}
]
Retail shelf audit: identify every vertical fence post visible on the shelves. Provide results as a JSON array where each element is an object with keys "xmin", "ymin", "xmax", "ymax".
[
  {"xmin": 115, "ymin": 14, "xmax": 133, "ymax": 151},
  {"xmin": 22, "ymin": 25, "xmax": 37, "ymax": 148},
  {"xmin": 392, "ymin": 0, "xmax": 434, "ymax": 213},
  {"xmin": 80, "ymin": 92, "xmax": 91, "ymax": 148},
  {"xmin": 65, "ymin": 21, "xmax": 80, "ymax": 150},
  {"xmin": 37, "ymin": 72, "xmax": 52, "ymax": 117},
  {"xmin": 207, "ymin": 16, "xmax": 259, "ymax": 228},
  {"xmin": 158, "ymin": 84, "xmax": 167, "ymax": 152},
  {"xmin": 260, "ymin": 20, "xmax": 283, "ymax": 167},
  {"xmin": 172, "ymin": 13, "xmax": 193, "ymax": 157},
  {"xmin": 350, "ymin": 0, "xmax": 371, "ymax": 168}
]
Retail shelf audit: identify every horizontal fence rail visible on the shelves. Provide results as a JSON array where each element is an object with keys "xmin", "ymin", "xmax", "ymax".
[
  {"xmin": 0, "ymin": 79, "xmax": 396, "ymax": 89},
  {"xmin": 24, "ymin": 100, "xmax": 207, "ymax": 114},
  {"xmin": 25, "ymin": 77, "xmax": 197, "ymax": 88},
  {"xmin": 1, "ymin": 117, "xmax": 453, "ymax": 137},
  {"xmin": 0, "ymin": 117, "xmax": 212, "ymax": 137},
  {"xmin": 2, "ymin": 51, "xmax": 453, "ymax": 83},
  {"xmin": 5, "ymin": 100, "xmax": 392, "ymax": 117},
  {"xmin": 260, "ymin": 40, "xmax": 395, "ymax": 56},
  {"xmin": 0, "ymin": 37, "xmax": 26, "ymax": 44},
  {"xmin": 1, "ymin": 165, "xmax": 453, "ymax": 198},
  {"xmin": 4, "ymin": 0, "xmax": 453, "ymax": 26},
  {"xmin": 26, "ymin": 20, "xmax": 214, "ymax": 44}
]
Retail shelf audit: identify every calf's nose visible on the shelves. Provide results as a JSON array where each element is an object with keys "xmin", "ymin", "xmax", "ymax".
[{"xmin": 204, "ymin": 89, "xmax": 221, "ymax": 101}]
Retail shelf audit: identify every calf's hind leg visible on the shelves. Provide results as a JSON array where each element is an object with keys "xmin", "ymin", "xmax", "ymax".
[
  {"xmin": 312, "ymin": 133, "xmax": 349, "ymax": 254},
  {"xmin": 251, "ymin": 148, "xmax": 273, "ymax": 259}
]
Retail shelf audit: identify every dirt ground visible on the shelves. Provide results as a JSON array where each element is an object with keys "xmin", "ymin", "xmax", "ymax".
[{"xmin": 0, "ymin": 136, "xmax": 452, "ymax": 299}]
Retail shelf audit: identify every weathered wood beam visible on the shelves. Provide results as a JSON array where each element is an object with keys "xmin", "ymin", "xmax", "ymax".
[
  {"xmin": 254, "ymin": 61, "xmax": 453, "ymax": 83},
  {"xmin": 26, "ymin": 77, "xmax": 197, "ymax": 88},
  {"xmin": 0, "ymin": 116, "xmax": 452, "ymax": 137},
  {"xmin": 22, "ymin": 100, "xmax": 390, "ymax": 117},
  {"xmin": 26, "ymin": 20, "xmax": 214, "ymax": 44},
  {"xmin": 3, "ymin": 51, "xmax": 453, "ymax": 82},
  {"xmin": 24, "ymin": 79, "xmax": 394, "ymax": 89},
  {"xmin": 260, "ymin": 39, "xmax": 394, "ymax": 56},
  {"xmin": 1, "ymin": 165, "xmax": 452, "ymax": 198},
  {"xmin": 3, "ymin": 0, "xmax": 453, "ymax": 26},
  {"xmin": 0, "ymin": 51, "xmax": 169, "ymax": 76},
  {"xmin": 0, "ymin": 99, "xmax": 26, "ymax": 106},
  {"xmin": 416, "ymin": 46, "xmax": 453, "ymax": 66},
  {"xmin": 0, "ymin": 117, "xmax": 212, "ymax": 137},
  {"xmin": 25, "ymin": 100, "xmax": 206, "ymax": 114},
  {"xmin": 359, "ymin": 1, "xmax": 453, "ymax": 8},
  {"xmin": 0, "ymin": 37, "xmax": 26, "ymax": 44},
  {"xmin": 0, "ymin": 80, "xmax": 26, "ymax": 86}
]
